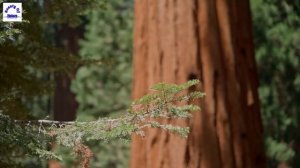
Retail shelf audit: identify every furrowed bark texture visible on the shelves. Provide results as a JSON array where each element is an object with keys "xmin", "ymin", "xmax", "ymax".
[{"xmin": 130, "ymin": 0, "xmax": 266, "ymax": 168}]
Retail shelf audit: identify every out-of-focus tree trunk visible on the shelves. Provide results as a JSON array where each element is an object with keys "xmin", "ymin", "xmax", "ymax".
[
  {"xmin": 49, "ymin": 25, "xmax": 82, "ymax": 168},
  {"xmin": 52, "ymin": 26, "xmax": 81, "ymax": 122},
  {"xmin": 130, "ymin": 0, "xmax": 266, "ymax": 168}
]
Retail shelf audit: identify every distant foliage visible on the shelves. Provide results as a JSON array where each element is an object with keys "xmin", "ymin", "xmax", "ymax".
[
  {"xmin": 251, "ymin": 0, "xmax": 300, "ymax": 167},
  {"xmin": 69, "ymin": 0, "xmax": 133, "ymax": 167},
  {"xmin": 71, "ymin": 0, "xmax": 133, "ymax": 117}
]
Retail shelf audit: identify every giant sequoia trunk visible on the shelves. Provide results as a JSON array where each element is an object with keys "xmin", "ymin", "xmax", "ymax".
[{"xmin": 130, "ymin": 0, "xmax": 265, "ymax": 168}]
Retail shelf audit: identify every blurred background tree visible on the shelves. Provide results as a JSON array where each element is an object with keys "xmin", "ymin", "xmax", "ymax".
[
  {"xmin": 72, "ymin": 0, "xmax": 133, "ymax": 120},
  {"xmin": 65, "ymin": 0, "xmax": 133, "ymax": 167},
  {"xmin": 251, "ymin": 0, "xmax": 300, "ymax": 167}
]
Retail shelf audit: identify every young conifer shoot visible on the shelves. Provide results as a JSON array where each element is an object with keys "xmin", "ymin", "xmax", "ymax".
[{"xmin": 0, "ymin": 79, "xmax": 204, "ymax": 167}]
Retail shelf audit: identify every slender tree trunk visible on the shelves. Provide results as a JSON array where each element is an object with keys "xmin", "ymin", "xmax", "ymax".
[
  {"xmin": 49, "ymin": 25, "xmax": 82, "ymax": 168},
  {"xmin": 130, "ymin": 0, "xmax": 266, "ymax": 168},
  {"xmin": 53, "ymin": 26, "xmax": 81, "ymax": 121}
]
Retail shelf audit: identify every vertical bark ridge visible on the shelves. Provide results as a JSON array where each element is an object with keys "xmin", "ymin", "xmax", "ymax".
[
  {"xmin": 210, "ymin": 1, "xmax": 236, "ymax": 167},
  {"xmin": 231, "ymin": 0, "xmax": 266, "ymax": 166},
  {"xmin": 198, "ymin": 0, "xmax": 226, "ymax": 167},
  {"xmin": 146, "ymin": 0, "xmax": 167, "ymax": 167},
  {"xmin": 215, "ymin": 0, "xmax": 247, "ymax": 167},
  {"xmin": 184, "ymin": 1, "xmax": 203, "ymax": 167},
  {"xmin": 130, "ymin": 0, "xmax": 150, "ymax": 167}
]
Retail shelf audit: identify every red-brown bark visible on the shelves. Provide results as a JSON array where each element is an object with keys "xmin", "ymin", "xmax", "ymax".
[
  {"xmin": 49, "ymin": 26, "xmax": 82, "ymax": 168},
  {"xmin": 130, "ymin": 0, "xmax": 265, "ymax": 167},
  {"xmin": 53, "ymin": 26, "xmax": 81, "ymax": 121}
]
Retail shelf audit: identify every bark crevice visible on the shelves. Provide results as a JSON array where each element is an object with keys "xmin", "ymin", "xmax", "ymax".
[{"xmin": 193, "ymin": 0, "xmax": 202, "ymax": 77}]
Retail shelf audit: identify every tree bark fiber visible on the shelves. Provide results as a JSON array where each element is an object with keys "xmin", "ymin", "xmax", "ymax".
[{"xmin": 130, "ymin": 0, "xmax": 265, "ymax": 168}]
